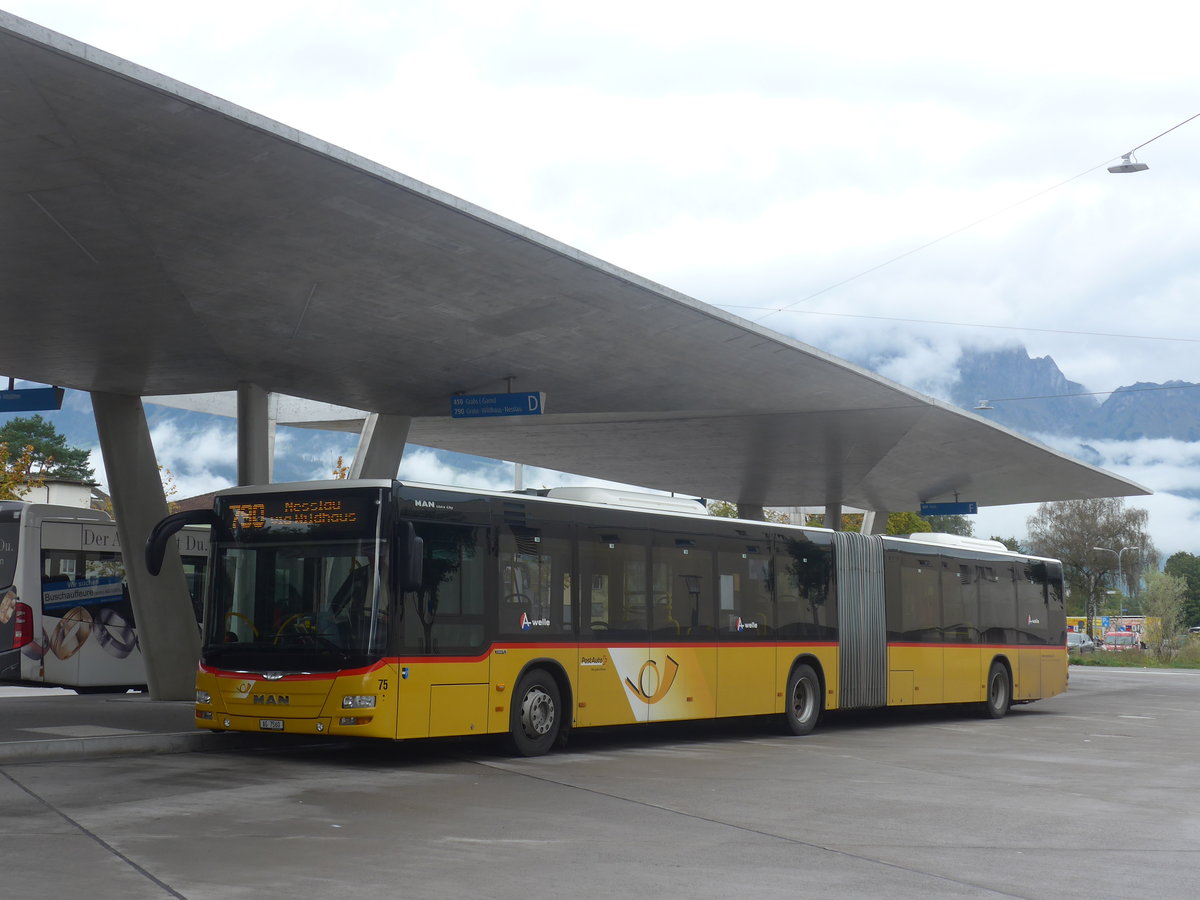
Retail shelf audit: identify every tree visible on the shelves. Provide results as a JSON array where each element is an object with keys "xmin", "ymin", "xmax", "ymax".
[
  {"xmin": 801, "ymin": 511, "xmax": 932, "ymax": 535},
  {"xmin": 1025, "ymin": 498, "xmax": 1156, "ymax": 631},
  {"xmin": 1140, "ymin": 571, "xmax": 1187, "ymax": 661},
  {"xmin": 991, "ymin": 536, "xmax": 1023, "ymax": 552},
  {"xmin": 706, "ymin": 500, "xmax": 788, "ymax": 524},
  {"xmin": 1163, "ymin": 552, "xmax": 1200, "ymax": 629},
  {"xmin": 925, "ymin": 515, "xmax": 974, "ymax": 537},
  {"xmin": 887, "ymin": 511, "xmax": 932, "ymax": 535},
  {"xmin": 0, "ymin": 441, "xmax": 46, "ymax": 500},
  {"xmin": 0, "ymin": 415, "xmax": 94, "ymax": 481},
  {"xmin": 332, "ymin": 455, "xmax": 350, "ymax": 480}
]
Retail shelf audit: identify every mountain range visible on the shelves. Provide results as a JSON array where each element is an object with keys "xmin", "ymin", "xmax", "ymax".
[{"xmin": 944, "ymin": 346, "xmax": 1200, "ymax": 442}]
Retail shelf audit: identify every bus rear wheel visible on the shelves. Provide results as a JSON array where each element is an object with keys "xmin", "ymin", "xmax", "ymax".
[
  {"xmin": 983, "ymin": 661, "xmax": 1011, "ymax": 719},
  {"xmin": 510, "ymin": 669, "xmax": 561, "ymax": 757},
  {"xmin": 785, "ymin": 663, "xmax": 822, "ymax": 736}
]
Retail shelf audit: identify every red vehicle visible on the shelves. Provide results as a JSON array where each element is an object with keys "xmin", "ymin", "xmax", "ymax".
[{"xmin": 1101, "ymin": 631, "xmax": 1141, "ymax": 652}]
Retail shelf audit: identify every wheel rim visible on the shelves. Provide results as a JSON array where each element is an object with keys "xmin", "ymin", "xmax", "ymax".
[
  {"xmin": 990, "ymin": 671, "xmax": 1006, "ymax": 709},
  {"xmin": 791, "ymin": 677, "xmax": 814, "ymax": 723},
  {"xmin": 520, "ymin": 687, "xmax": 555, "ymax": 739}
]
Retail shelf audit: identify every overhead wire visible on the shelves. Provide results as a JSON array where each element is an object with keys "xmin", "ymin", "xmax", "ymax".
[
  {"xmin": 716, "ymin": 307, "xmax": 1200, "ymax": 344},
  {"xmin": 744, "ymin": 111, "xmax": 1200, "ymax": 326},
  {"xmin": 980, "ymin": 382, "xmax": 1200, "ymax": 406}
]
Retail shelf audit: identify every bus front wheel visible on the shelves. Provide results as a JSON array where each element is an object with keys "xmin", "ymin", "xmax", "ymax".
[
  {"xmin": 785, "ymin": 663, "xmax": 822, "ymax": 736},
  {"xmin": 510, "ymin": 669, "xmax": 561, "ymax": 757},
  {"xmin": 983, "ymin": 661, "xmax": 1011, "ymax": 719}
]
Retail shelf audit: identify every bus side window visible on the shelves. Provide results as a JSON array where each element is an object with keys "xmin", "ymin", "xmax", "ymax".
[
  {"xmin": 717, "ymin": 539, "xmax": 769, "ymax": 638},
  {"xmin": 893, "ymin": 554, "xmax": 940, "ymax": 643},
  {"xmin": 578, "ymin": 529, "xmax": 647, "ymax": 641},
  {"xmin": 653, "ymin": 537, "xmax": 714, "ymax": 637},
  {"xmin": 497, "ymin": 527, "xmax": 570, "ymax": 638},
  {"xmin": 772, "ymin": 534, "xmax": 834, "ymax": 640},
  {"xmin": 402, "ymin": 523, "xmax": 486, "ymax": 654}
]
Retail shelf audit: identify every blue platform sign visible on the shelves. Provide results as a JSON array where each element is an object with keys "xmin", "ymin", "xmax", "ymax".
[
  {"xmin": 451, "ymin": 391, "xmax": 546, "ymax": 419},
  {"xmin": 920, "ymin": 501, "xmax": 978, "ymax": 516},
  {"xmin": 0, "ymin": 386, "xmax": 64, "ymax": 413}
]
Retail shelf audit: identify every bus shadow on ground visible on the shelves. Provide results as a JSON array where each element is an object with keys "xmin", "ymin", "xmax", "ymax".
[{"xmin": 224, "ymin": 701, "xmax": 1056, "ymax": 770}]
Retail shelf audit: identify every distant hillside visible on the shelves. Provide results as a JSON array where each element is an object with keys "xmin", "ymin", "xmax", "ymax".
[{"xmin": 1093, "ymin": 381, "xmax": 1200, "ymax": 441}]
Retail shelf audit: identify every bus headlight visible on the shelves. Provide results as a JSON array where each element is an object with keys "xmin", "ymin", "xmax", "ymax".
[
  {"xmin": 196, "ymin": 690, "xmax": 212, "ymax": 705},
  {"xmin": 342, "ymin": 695, "xmax": 377, "ymax": 709}
]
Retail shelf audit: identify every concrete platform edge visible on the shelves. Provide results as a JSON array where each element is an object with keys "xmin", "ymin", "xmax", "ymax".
[{"xmin": 0, "ymin": 729, "xmax": 281, "ymax": 764}]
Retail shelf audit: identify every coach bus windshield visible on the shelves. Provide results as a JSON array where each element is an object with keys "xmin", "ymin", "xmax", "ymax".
[
  {"xmin": 203, "ymin": 539, "xmax": 388, "ymax": 671},
  {"xmin": 202, "ymin": 488, "xmax": 390, "ymax": 672}
]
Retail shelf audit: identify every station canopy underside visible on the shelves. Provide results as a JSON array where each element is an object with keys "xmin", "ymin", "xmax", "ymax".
[{"xmin": 0, "ymin": 13, "xmax": 1149, "ymax": 513}]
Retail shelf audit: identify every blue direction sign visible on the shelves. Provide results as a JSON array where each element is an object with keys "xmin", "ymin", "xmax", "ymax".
[
  {"xmin": 920, "ymin": 501, "xmax": 978, "ymax": 516},
  {"xmin": 451, "ymin": 391, "xmax": 546, "ymax": 419},
  {"xmin": 0, "ymin": 386, "xmax": 64, "ymax": 413}
]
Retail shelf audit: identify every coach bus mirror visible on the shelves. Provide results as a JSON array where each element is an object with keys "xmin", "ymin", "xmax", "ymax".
[
  {"xmin": 396, "ymin": 522, "xmax": 424, "ymax": 593},
  {"xmin": 146, "ymin": 509, "xmax": 223, "ymax": 576}
]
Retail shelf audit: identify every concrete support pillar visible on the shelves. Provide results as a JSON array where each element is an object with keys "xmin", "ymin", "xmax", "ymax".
[
  {"xmin": 862, "ymin": 510, "xmax": 889, "ymax": 535},
  {"xmin": 736, "ymin": 504, "xmax": 766, "ymax": 521},
  {"xmin": 92, "ymin": 392, "xmax": 200, "ymax": 700},
  {"xmin": 350, "ymin": 413, "xmax": 412, "ymax": 480},
  {"xmin": 236, "ymin": 382, "xmax": 271, "ymax": 486},
  {"xmin": 824, "ymin": 503, "xmax": 843, "ymax": 531}
]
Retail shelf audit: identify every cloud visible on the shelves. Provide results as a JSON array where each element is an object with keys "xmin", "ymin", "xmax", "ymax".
[
  {"xmin": 972, "ymin": 434, "xmax": 1200, "ymax": 560},
  {"xmin": 144, "ymin": 421, "xmax": 236, "ymax": 498},
  {"xmin": 8, "ymin": 1, "xmax": 1200, "ymax": 561}
]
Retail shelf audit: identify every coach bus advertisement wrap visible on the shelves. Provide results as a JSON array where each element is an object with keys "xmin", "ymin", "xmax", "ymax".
[
  {"xmin": 1, "ymin": 501, "xmax": 208, "ymax": 688},
  {"xmin": 162, "ymin": 480, "xmax": 1067, "ymax": 756},
  {"xmin": 1, "ymin": 514, "xmax": 19, "ymax": 662}
]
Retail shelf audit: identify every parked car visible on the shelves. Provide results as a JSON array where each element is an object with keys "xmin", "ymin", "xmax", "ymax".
[{"xmin": 1067, "ymin": 632, "xmax": 1096, "ymax": 654}]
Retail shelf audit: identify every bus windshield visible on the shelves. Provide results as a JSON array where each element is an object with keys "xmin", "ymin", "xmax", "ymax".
[{"xmin": 204, "ymin": 538, "xmax": 388, "ymax": 672}]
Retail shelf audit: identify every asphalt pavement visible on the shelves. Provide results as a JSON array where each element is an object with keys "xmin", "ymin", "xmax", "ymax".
[
  {"xmin": 0, "ymin": 685, "xmax": 290, "ymax": 762},
  {"xmin": 4, "ymin": 667, "xmax": 1200, "ymax": 899}
]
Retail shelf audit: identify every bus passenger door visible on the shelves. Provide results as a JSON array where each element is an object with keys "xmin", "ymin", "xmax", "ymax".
[
  {"xmin": 716, "ymin": 536, "xmax": 773, "ymax": 717},
  {"xmin": 648, "ymin": 532, "xmax": 716, "ymax": 722},
  {"xmin": 576, "ymin": 528, "xmax": 648, "ymax": 727},
  {"xmin": 941, "ymin": 563, "xmax": 980, "ymax": 704}
]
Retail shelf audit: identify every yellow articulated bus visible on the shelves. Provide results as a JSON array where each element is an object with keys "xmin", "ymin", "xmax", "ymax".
[{"xmin": 146, "ymin": 480, "xmax": 1067, "ymax": 756}]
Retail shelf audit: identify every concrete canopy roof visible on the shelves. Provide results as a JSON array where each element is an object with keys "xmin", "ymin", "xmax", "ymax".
[{"xmin": 0, "ymin": 13, "xmax": 1149, "ymax": 512}]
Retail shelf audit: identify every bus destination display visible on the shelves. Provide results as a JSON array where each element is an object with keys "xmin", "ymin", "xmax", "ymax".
[{"xmin": 219, "ymin": 491, "xmax": 377, "ymax": 540}]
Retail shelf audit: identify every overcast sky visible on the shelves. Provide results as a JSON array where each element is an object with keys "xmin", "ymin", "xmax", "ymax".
[{"xmin": 7, "ymin": 1, "xmax": 1200, "ymax": 554}]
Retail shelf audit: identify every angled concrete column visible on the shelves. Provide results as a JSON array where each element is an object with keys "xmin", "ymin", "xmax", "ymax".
[
  {"xmin": 92, "ymin": 392, "xmax": 200, "ymax": 700},
  {"xmin": 236, "ymin": 382, "xmax": 271, "ymax": 486},
  {"xmin": 862, "ymin": 510, "xmax": 889, "ymax": 535},
  {"xmin": 350, "ymin": 413, "xmax": 412, "ymax": 479},
  {"xmin": 736, "ymin": 504, "xmax": 766, "ymax": 521},
  {"xmin": 824, "ymin": 503, "xmax": 843, "ymax": 531}
]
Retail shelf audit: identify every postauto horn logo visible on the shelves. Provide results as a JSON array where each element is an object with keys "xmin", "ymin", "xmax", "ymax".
[{"xmin": 624, "ymin": 655, "xmax": 680, "ymax": 704}]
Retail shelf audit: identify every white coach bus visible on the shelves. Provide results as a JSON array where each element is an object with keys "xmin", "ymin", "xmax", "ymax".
[{"xmin": 0, "ymin": 500, "xmax": 207, "ymax": 692}]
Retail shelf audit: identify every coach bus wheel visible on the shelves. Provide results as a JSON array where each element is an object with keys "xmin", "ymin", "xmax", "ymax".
[
  {"xmin": 510, "ymin": 669, "xmax": 561, "ymax": 757},
  {"xmin": 785, "ymin": 664, "xmax": 822, "ymax": 736},
  {"xmin": 983, "ymin": 661, "xmax": 1011, "ymax": 719}
]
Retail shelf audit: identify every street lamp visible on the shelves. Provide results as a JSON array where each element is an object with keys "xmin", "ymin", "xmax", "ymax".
[
  {"xmin": 1092, "ymin": 546, "xmax": 1141, "ymax": 627},
  {"xmin": 1107, "ymin": 152, "xmax": 1149, "ymax": 174},
  {"xmin": 1093, "ymin": 546, "xmax": 1140, "ymax": 588}
]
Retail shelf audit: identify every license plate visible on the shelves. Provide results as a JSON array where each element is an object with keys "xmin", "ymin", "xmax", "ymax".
[{"xmin": 259, "ymin": 719, "xmax": 284, "ymax": 731}]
